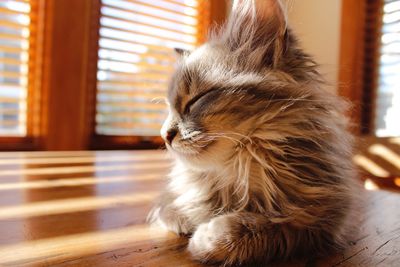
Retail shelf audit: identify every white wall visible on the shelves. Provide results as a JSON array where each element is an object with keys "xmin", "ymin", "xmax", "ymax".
[{"xmin": 284, "ymin": 0, "xmax": 343, "ymax": 92}]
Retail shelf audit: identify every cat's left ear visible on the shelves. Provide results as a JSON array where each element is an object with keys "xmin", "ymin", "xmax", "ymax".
[
  {"xmin": 174, "ymin": 48, "xmax": 190, "ymax": 56},
  {"xmin": 223, "ymin": 0, "xmax": 289, "ymax": 68}
]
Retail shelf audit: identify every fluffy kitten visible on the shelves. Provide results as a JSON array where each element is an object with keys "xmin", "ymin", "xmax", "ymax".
[{"xmin": 148, "ymin": 0, "xmax": 356, "ymax": 265}]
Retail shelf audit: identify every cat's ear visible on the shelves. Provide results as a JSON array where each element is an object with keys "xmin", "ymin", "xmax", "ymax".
[
  {"xmin": 223, "ymin": 0, "xmax": 288, "ymax": 68},
  {"xmin": 174, "ymin": 48, "xmax": 190, "ymax": 56}
]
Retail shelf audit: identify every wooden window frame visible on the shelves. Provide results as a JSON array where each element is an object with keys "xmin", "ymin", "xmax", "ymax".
[
  {"xmin": 338, "ymin": 0, "xmax": 384, "ymax": 135},
  {"xmin": 37, "ymin": 0, "xmax": 100, "ymax": 151}
]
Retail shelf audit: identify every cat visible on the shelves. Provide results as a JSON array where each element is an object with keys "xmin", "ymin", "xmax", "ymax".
[{"xmin": 148, "ymin": 0, "xmax": 357, "ymax": 265}]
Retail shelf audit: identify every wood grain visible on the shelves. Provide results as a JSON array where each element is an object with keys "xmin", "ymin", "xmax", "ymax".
[{"xmin": 0, "ymin": 145, "xmax": 398, "ymax": 266}]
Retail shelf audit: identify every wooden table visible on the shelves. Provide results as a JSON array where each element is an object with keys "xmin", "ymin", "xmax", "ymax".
[{"xmin": 0, "ymin": 139, "xmax": 399, "ymax": 266}]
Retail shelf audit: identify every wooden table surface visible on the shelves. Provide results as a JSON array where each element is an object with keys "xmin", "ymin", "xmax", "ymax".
[{"xmin": 0, "ymin": 137, "xmax": 399, "ymax": 266}]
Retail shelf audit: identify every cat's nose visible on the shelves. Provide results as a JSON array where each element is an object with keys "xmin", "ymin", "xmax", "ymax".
[{"xmin": 165, "ymin": 129, "xmax": 178, "ymax": 145}]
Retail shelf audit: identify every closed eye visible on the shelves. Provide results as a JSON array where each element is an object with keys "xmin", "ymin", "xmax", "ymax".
[{"xmin": 183, "ymin": 87, "xmax": 219, "ymax": 114}]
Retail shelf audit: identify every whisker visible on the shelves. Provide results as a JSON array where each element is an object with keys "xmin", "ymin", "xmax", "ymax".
[
  {"xmin": 207, "ymin": 130, "xmax": 253, "ymax": 146},
  {"xmin": 206, "ymin": 134, "xmax": 245, "ymax": 146},
  {"xmin": 150, "ymin": 97, "xmax": 167, "ymax": 104},
  {"xmin": 267, "ymin": 98, "xmax": 330, "ymax": 104}
]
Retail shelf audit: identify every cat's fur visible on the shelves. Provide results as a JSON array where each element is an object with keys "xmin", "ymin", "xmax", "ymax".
[{"xmin": 148, "ymin": 0, "xmax": 356, "ymax": 265}]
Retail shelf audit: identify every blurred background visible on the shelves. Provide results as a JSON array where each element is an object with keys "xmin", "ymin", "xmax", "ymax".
[{"xmin": 0, "ymin": 0, "xmax": 398, "ymax": 151}]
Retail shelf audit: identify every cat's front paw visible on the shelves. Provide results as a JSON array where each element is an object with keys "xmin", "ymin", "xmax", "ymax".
[
  {"xmin": 148, "ymin": 205, "xmax": 193, "ymax": 235},
  {"xmin": 188, "ymin": 216, "xmax": 230, "ymax": 263}
]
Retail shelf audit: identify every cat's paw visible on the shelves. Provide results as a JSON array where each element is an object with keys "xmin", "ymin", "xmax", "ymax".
[
  {"xmin": 188, "ymin": 216, "xmax": 230, "ymax": 263},
  {"xmin": 148, "ymin": 205, "xmax": 193, "ymax": 235}
]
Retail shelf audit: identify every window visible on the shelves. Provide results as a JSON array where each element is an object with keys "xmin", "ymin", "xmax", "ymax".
[
  {"xmin": 95, "ymin": 0, "xmax": 209, "ymax": 137},
  {"xmin": 375, "ymin": 0, "xmax": 400, "ymax": 136},
  {"xmin": 0, "ymin": 0, "xmax": 223, "ymax": 151},
  {"xmin": 0, "ymin": 0, "xmax": 31, "ymax": 136}
]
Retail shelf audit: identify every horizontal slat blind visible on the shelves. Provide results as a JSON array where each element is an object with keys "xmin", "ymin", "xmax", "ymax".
[
  {"xmin": 375, "ymin": 0, "xmax": 400, "ymax": 136},
  {"xmin": 0, "ymin": 0, "xmax": 31, "ymax": 136},
  {"xmin": 95, "ymin": 0, "xmax": 209, "ymax": 136}
]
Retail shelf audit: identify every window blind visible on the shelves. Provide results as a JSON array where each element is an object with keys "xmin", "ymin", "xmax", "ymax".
[
  {"xmin": 95, "ymin": 0, "xmax": 209, "ymax": 136},
  {"xmin": 375, "ymin": 0, "xmax": 400, "ymax": 136},
  {"xmin": 0, "ymin": 0, "xmax": 31, "ymax": 136}
]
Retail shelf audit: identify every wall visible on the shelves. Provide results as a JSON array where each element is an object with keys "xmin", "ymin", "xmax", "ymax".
[{"xmin": 284, "ymin": 0, "xmax": 343, "ymax": 93}]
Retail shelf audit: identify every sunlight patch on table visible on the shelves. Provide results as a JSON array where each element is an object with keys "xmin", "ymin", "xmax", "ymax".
[
  {"xmin": 389, "ymin": 137, "xmax": 400, "ymax": 146},
  {"xmin": 0, "ymin": 224, "xmax": 171, "ymax": 266},
  {"xmin": 0, "ymin": 162, "xmax": 171, "ymax": 176},
  {"xmin": 0, "ymin": 174, "xmax": 163, "ymax": 191},
  {"xmin": 0, "ymin": 154, "xmax": 169, "ymax": 165},
  {"xmin": 364, "ymin": 179, "xmax": 379, "ymax": 191},
  {"xmin": 0, "ymin": 192, "xmax": 159, "ymax": 220},
  {"xmin": 353, "ymin": 154, "xmax": 390, "ymax": 177},
  {"xmin": 394, "ymin": 178, "xmax": 400, "ymax": 187},
  {"xmin": 368, "ymin": 144, "xmax": 400, "ymax": 169}
]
